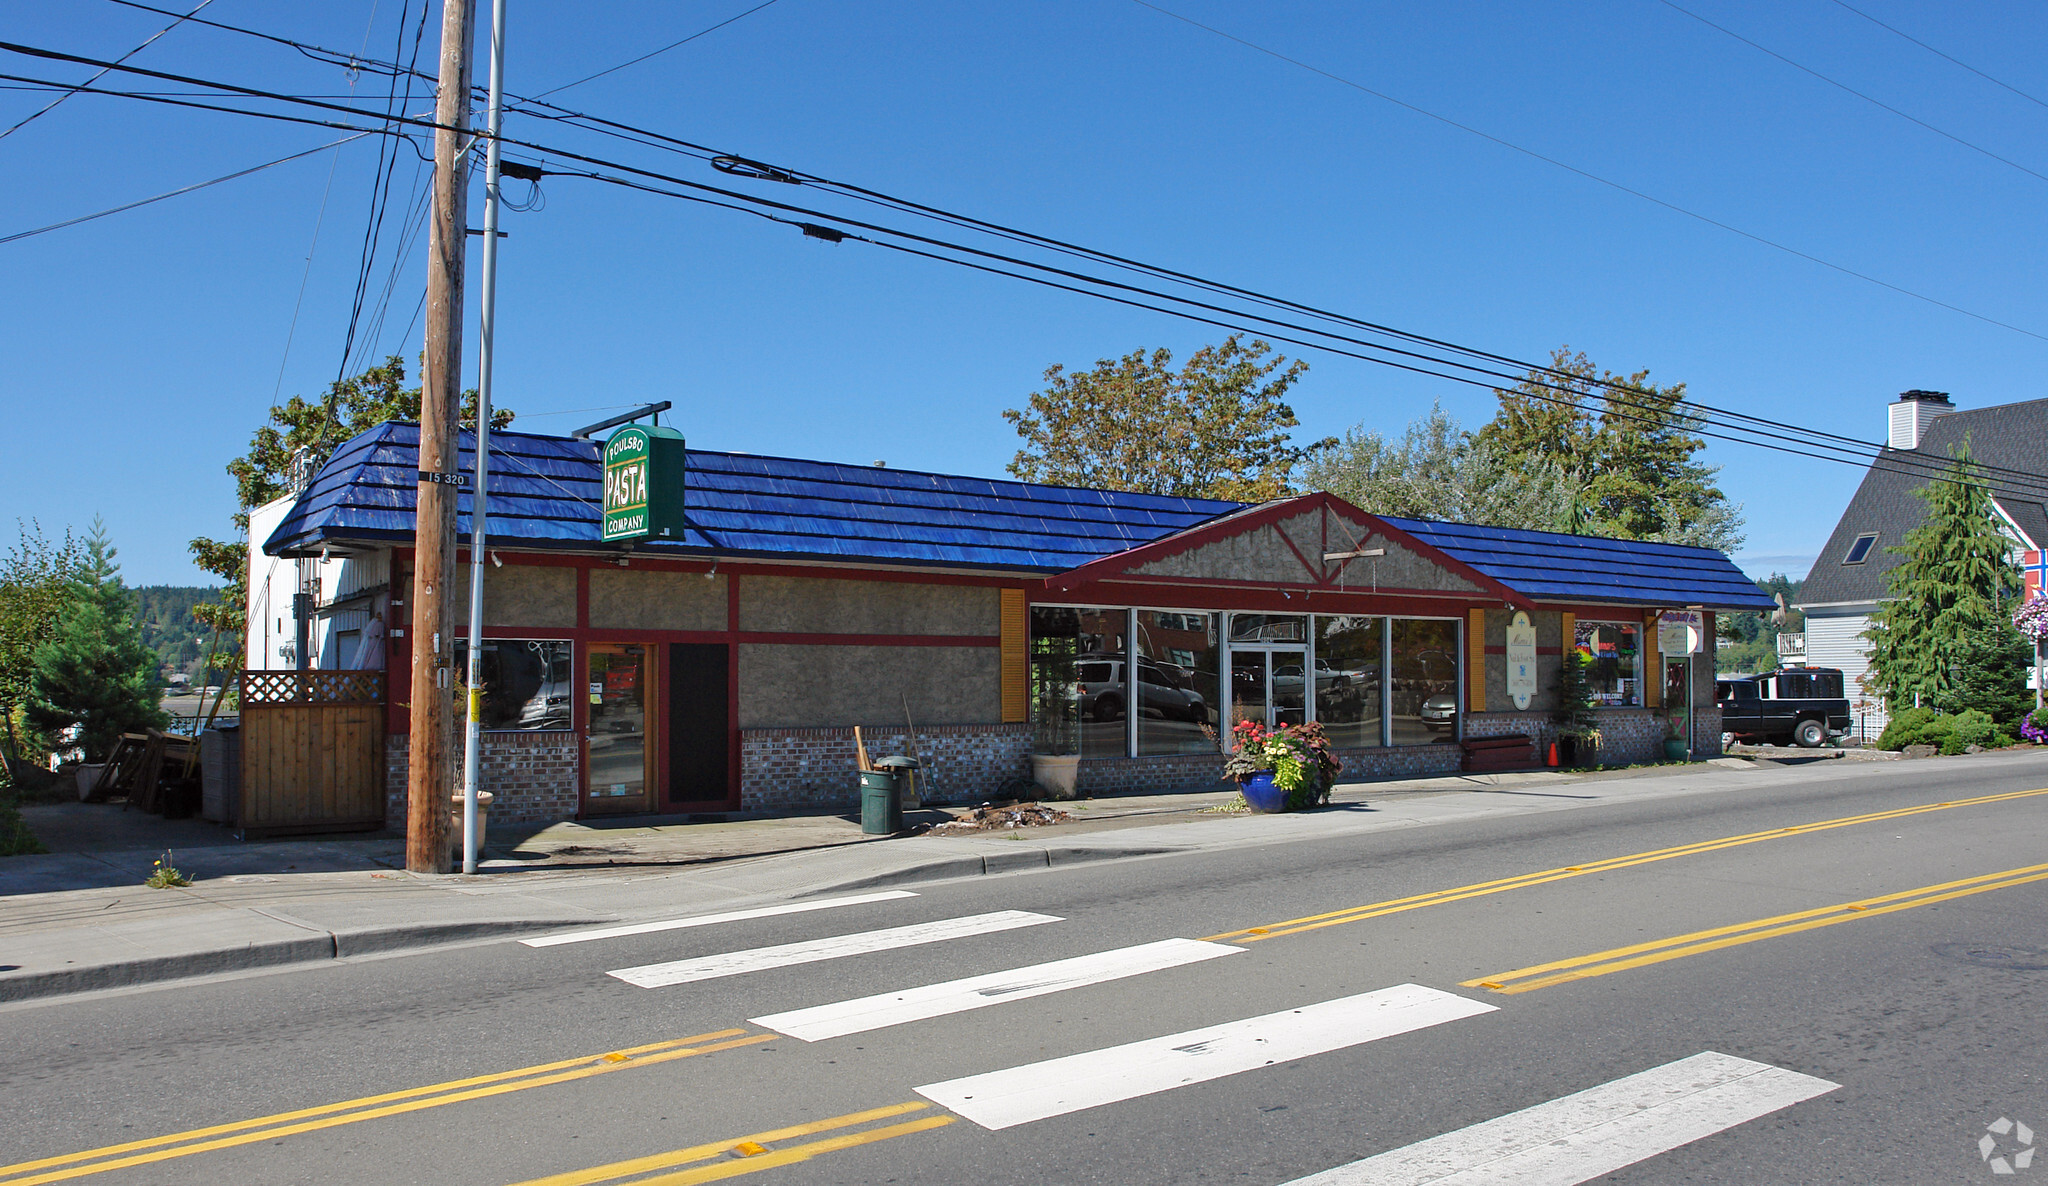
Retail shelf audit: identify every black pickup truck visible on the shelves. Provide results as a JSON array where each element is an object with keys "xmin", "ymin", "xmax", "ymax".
[{"xmin": 1714, "ymin": 667, "xmax": 1853, "ymax": 748}]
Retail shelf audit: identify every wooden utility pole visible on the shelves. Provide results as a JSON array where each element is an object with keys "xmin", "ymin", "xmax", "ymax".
[{"xmin": 407, "ymin": 0, "xmax": 475, "ymax": 873}]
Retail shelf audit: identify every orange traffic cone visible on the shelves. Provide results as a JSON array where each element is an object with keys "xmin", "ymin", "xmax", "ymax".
[{"xmin": 1546, "ymin": 741, "xmax": 1559, "ymax": 767}]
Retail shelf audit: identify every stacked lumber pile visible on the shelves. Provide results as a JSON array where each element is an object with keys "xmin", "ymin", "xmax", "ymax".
[
  {"xmin": 1461, "ymin": 734, "xmax": 1537, "ymax": 773},
  {"xmin": 85, "ymin": 729, "xmax": 199, "ymax": 811}
]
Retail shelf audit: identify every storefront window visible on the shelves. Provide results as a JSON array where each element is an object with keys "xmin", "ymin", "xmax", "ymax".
[
  {"xmin": 1390, "ymin": 619, "xmax": 1459, "ymax": 746},
  {"xmin": 453, "ymin": 639, "xmax": 572, "ymax": 731},
  {"xmin": 1313, "ymin": 615, "xmax": 1383, "ymax": 749},
  {"xmin": 1029, "ymin": 607, "xmax": 1129, "ymax": 759},
  {"xmin": 1136, "ymin": 611, "xmax": 1221, "ymax": 755},
  {"xmin": 1575, "ymin": 621, "xmax": 1642, "ymax": 706}
]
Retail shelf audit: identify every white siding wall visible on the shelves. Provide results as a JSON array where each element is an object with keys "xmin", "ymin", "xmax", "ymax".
[
  {"xmin": 1804, "ymin": 609, "xmax": 1885, "ymax": 738},
  {"xmin": 244, "ymin": 497, "xmax": 296, "ymax": 670}
]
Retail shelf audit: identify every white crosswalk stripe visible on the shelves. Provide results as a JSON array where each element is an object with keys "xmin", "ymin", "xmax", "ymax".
[
  {"xmin": 521, "ymin": 890, "xmax": 919, "ymax": 948},
  {"xmin": 1282, "ymin": 1051, "xmax": 1838, "ymax": 1185},
  {"xmin": 606, "ymin": 910, "xmax": 1062, "ymax": 988},
  {"xmin": 752, "ymin": 938, "xmax": 1243, "ymax": 1041},
  {"xmin": 916, "ymin": 983, "xmax": 1496, "ymax": 1130}
]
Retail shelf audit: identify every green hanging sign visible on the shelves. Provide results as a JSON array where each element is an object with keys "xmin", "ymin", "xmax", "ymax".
[{"xmin": 601, "ymin": 425, "xmax": 687, "ymax": 543}]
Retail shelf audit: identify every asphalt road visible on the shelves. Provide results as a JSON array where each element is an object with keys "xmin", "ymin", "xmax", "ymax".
[{"xmin": 5, "ymin": 754, "xmax": 2046, "ymax": 1185}]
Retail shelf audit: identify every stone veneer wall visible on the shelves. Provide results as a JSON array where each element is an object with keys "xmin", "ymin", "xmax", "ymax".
[
  {"xmin": 1074, "ymin": 742, "xmax": 1467, "ymax": 795},
  {"xmin": 1463, "ymin": 707, "xmax": 1723, "ymax": 765},
  {"xmin": 739, "ymin": 724, "xmax": 1032, "ymax": 812},
  {"xmin": 385, "ymin": 731, "xmax": 581, "ymax": 826}
]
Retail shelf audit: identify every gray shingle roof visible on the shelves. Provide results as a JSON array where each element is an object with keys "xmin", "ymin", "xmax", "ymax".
[{"xmin": 1797, "ymin": 398, "xmax": 2048, "ymax": 607}]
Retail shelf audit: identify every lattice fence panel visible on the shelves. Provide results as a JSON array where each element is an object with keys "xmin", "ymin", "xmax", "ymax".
[{"xmin": 241, "ymin": 671, "xmax": 386, "ymax": 706}]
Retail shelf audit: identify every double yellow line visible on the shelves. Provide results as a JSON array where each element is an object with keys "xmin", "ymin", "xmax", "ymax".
[
  {"xmin": 508, "ymin": 1102, "xmax": 954, "ymax": 1186},
  {"xmin": 0, "ymin": 1029, "xmax": 773, "ymax": 1186},
  {"xmin": 1465, "ymin": 860, "xmax": 2048, "ymax": 993},
  {"xmin": 1205, "ymin": 786, "xmax": 2048, "ymax": 944}
]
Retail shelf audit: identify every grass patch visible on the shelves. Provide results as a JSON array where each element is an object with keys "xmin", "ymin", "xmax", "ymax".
[{"xmin": 0, "ymin": 796, "xmax": 46, "ymax": 857}]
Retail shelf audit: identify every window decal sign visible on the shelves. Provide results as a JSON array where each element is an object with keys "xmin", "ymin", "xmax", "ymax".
[{"xmin": 1658, "ymin": 609, "xmax": 1704, "ymax": 656}]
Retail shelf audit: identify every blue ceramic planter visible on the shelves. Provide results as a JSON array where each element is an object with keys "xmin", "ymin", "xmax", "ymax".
[{"xmin": 1239, "ymin": 771, "xmax": 1288, "ymax": 813}]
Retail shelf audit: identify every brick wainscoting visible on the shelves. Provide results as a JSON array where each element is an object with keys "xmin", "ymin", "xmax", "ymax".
[
  {"xmin": 740, "ymin": 724, "xmax": 1033, "ymax": 812},
  {"xmin": 384, "ymin": 732, "xmax": 581, "ymax": 826}
]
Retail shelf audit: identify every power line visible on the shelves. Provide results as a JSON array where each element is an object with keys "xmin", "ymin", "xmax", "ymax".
[
  {"xmin": 85, "ymin": 0, "xmax": 2048, "ymax": 353},
  {"xmin": 1827, "ymin": 0, "xmax": 2048, "ymax": 113},
  {"xmin": 1660, "ymin": 0, "xmax": 2048, "ymax": 187},
  {"xmin": 0, "ymin": 131, "xmax": 369, "ymax": 246},
  {"xmin": 565, "ymin": 161, "xmax": 2048, "ymax": 503},
  {"xmin": 1123, "ymin": 0, "xmax": 2048, "ymax": 344},
  {"xmin": 0, "ymin": 0, "xmax": 213, "ymax": 141},
  {"xmin": 531, "ymin": 0, "xmax": 784, "ymax": 98},
  {"xmin": 14, "ymin": 39, "xmax": 2048, "ymax": 503},
  {"xmin": 335, "ymin": 0, "xmax": 431, "ymax": 383}
]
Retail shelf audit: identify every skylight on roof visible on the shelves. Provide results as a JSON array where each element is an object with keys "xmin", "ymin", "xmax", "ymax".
[{"xmin": 1843, "ymin": 532, "xmax": 1879, "ymax": 564}]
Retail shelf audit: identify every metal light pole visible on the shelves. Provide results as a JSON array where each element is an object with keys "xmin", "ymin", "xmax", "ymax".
[{"xmin": 460, "ymin": 0, "xmax": 510, "ymax": 875}]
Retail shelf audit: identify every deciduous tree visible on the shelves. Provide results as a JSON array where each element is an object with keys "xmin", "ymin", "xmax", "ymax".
[
  {"xmin": 1478, "ymin": 348, "xmax": 1743, "ymax": 551},
  {"xmin": 0, "ymin": 520, "xmax": 84, "ymax": 770},
  {"xmin": 1302, "ymin": 402, "xmax": 1576, "ymax": 530},
  {"xmin": 189, "ymin": 356, "xmax": 513, "ymax": 684},
  {"xmin": 1003, "ymin": 336, "xmax": 1323, "ymax": 501}
]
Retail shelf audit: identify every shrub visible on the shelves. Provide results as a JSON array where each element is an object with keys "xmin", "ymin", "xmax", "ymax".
[
  {"xmin": 1876, "ymin": 706, "xmax": 1937, "ymax": 752},
  {"xmin": 2023, "ymin": 707, "xmax": 2048, "ymax": 745},
  {"xmin": 1950, "ymin": 709, "xmax": 1997, "ymax": 751}
]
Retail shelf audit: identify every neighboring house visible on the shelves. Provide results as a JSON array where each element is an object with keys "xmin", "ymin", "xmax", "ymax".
[{"xmin": 1796, "ymin": 390, "xmax": 2048, "ymax": 738}]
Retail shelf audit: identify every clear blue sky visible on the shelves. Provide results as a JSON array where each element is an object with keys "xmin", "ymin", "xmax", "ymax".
[{"xmin": 4, "ymin": 1, "xmax": 2045, "ymax": 585}]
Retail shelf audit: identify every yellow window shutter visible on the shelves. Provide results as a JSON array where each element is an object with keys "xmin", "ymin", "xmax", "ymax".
[
  {"xmin": 1001, "ymin": 589, "xmax": 1028, "ymax": 723},
  {"xmin": 1643, "ymin": 610, "xmax": 1662, "ymax": 708},
  {"xmin": 1466, "ymin": 608, "xmax": 1486, "ymax": 713}
]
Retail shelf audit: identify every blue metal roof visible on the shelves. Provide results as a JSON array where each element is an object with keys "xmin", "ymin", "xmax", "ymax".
[
  {"xmin": 265, "ymin": 422, "xmax": 1770, "ymax": 609},
  {"xmin": 1381, "ymin": 516, "xmax": 1774, "ymax": 611},
  {"xmin": 264, "ymin": 422, "xmax": 1242, "ymax": 572}
]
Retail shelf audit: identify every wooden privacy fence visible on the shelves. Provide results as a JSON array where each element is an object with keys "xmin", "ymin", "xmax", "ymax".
[{"xmin": 238, "ymin": 670, "xmax": 386, "ymax": 837}]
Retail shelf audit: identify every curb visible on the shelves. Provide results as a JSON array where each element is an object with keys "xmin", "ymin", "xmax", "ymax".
[
  {"xmin": 801, "ymin": 844, "xmax": 1190, "ymax": 895},
  {"xmin": 0, "ymin": 917, "xmax": 597, "ymax": 1004}
]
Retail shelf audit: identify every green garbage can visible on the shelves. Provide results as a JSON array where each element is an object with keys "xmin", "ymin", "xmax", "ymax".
[{"xmin": 859, "ymin": 769, "xmax": 902, "ymax": 834}]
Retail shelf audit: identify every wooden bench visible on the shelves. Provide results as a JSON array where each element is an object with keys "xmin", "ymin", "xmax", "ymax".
[{"xmin": 1461, "ymin": 734, "xmax": 1537, "ymax": 773}]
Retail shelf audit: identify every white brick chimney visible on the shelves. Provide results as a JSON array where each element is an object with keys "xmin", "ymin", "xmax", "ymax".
[{"xmin": 1888, "ymin": 389, "xmax": 1953, "ymax": 450}]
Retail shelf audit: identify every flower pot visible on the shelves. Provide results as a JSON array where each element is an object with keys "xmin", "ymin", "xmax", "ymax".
[
  {"xmin": 1662, "ymin": 737, "xmax": 1688, "ymax": 762},
  {"xmin": 1239, "ymin": 771, "xmax": 1288, "ymax": 813},
  {"xmin": 1030, "ymin": 753, "xmax": 1080, "ymax": 801}
]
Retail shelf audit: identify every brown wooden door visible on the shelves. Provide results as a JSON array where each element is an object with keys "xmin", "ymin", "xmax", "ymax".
[{"xmin": 583, "ymin": 644, "xmax": 654, "ymax": 815}]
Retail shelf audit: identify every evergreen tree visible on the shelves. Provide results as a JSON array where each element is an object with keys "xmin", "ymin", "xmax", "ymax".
[
  {"xmin": 1937, "ymin": 615, "xmax": 2032, "ymax": 723},
  {"xmin": 24, "ymin": 523, "xmax": 164, "ymax": 761},
  {"xmin": 1864, "ymin": 445, "xmax": 2023, "ymax": 715}
]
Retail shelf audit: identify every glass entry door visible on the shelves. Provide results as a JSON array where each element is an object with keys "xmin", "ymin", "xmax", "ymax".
[
  {"xmin": 585, "ymin": 644, "xmax": 654, "ymax": 815},
  {"xmin": 1231, "ymin": 647, "xmax": 1307, "ymax": 729}
]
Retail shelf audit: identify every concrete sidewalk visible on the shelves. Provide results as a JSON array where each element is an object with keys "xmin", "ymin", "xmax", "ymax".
[{"xmin": 0, "ymin": 754, "xmax": 1854, "ymax": 1004}]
